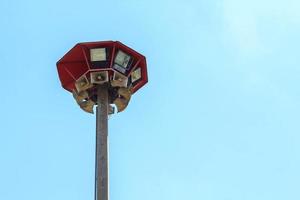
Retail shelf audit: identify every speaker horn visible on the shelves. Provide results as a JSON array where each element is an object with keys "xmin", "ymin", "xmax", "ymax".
[
  {"xmin": 72, "ymin": 90, "xmax": 89, "ymax": 104},
  {"xmin": 79, "ymin": 100, "xmax": 95, "ymax": 114},
  {"xmin": 75, "ymin": 75, "xmax": 92, "ymax": 93},
  {"xmin": 90, "ymin": 71, "xmax": 109, "ymax": 85},
  {"xmin": 113, "ymin": 87, "xmax": 131, "ymax": 113},
  {"xmin": 111, "ymin": 71, "xmax": 128, "ymax": 88}
]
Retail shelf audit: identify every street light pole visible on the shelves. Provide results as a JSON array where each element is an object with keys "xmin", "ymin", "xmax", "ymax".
[
  {"xmin": 95, "ymin": 84, "xmax": 109, "ymax": 200},
  {"xmin": 57, "ymin": 41, "xmax": 148, "ymax": 200}
]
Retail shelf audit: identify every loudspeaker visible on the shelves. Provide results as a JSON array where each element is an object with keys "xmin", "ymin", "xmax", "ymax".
[
  {"xmin": 75, "ymin": 75, "xmax": 92, "ymax": 93},
  {"xmin": 72, "ymin": 90, "xmax": 89, "ymax": 104},
  {"xmin": 111, "ymin": 71, "xmax": 128, "ymax": 88},
  {"xmin": 90, "ymin": 71, "xmax": 108, "ymax": 85},
  {"xmin": 79, "ymin": 100, "xmax": 95, "ymax": 114},
  {"xmin": 113, "ymin": 87, "xmax": 131, "ymax": 113}
]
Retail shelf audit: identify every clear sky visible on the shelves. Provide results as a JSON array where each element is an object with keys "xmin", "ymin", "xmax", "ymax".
[{"xmin": 1, "ymin": 0, "xmax": 300, "ymax": 200}]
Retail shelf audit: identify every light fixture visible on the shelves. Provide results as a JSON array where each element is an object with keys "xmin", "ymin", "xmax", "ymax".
[
  {"xmin": 111, "ymin": 71, "xmax": 128, "ymax": 87},
  {"xmin": 90, "ymin": 48, "xmax": 107, "ymax": 62},
  {"xmin": 131, "ymin": 67, "xmax": 142, "ymax": 83},
  {"xmin": 113, "ymin": 50, "xmax": 132, "ymax": 73},
  {"xmin": 90, "ymin": 71, "xmax": 109, "ymax": 85}
]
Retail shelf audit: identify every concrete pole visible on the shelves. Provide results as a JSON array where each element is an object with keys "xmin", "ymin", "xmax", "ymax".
[{"xmin": 95, "ymin": 84, "xmax": 109, "ymax": 200}]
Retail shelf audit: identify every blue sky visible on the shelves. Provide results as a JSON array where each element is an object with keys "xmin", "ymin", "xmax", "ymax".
[{"xmin": 1, "ymin": 0, "xmax": 300, "ymax": 200}]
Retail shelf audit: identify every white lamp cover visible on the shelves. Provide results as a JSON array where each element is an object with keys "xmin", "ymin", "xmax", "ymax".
[
  {"xmin": 114, "ymin": 50, "xmax": 131, "ymax": 68},
  {"xmin": 131, "ymin": 68, "xmax": 142, "ymax": 83},
  {"xmin": 90, "ymin": 48, "xmax": 106, "ymax": 62}
]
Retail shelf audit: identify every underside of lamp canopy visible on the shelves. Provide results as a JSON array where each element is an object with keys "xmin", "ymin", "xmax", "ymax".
[{"xmin": 57, "ymin": 41, "xmax": 148, "ymax": 114}]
